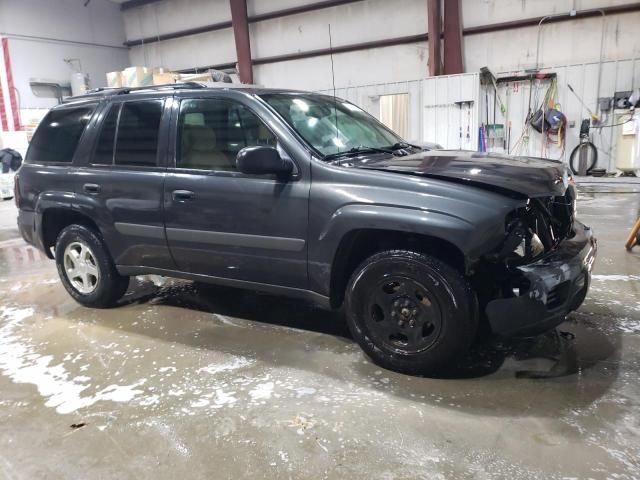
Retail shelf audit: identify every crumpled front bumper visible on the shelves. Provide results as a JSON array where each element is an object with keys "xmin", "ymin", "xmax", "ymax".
[{"xmin": 485, "ymin": 220, "xmax": 597, "ymax": 337}]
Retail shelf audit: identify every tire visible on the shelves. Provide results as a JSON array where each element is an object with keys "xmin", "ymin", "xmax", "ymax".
[
  {"xmin": 569, "ymin": 141, "xmax": 597, "ymax": 175},
  {"xmin": 55, "ymin": 224, "xmax": 129, "ymax": 308},
  {"xmin": 345, "ymin": 250, "xmax": 478, "ymax": 375}
]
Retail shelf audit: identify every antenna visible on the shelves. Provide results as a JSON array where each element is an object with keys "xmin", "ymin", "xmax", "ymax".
[
  {"xmin": 328, "ymin": 24, "xmax": 337, "ymax": 98},
  {"xmin": 328, "ymin": 24, "xmax": 339, "ymax": 150}
]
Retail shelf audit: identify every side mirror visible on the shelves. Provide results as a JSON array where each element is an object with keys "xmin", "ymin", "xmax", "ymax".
[{"xmin": 236, "ymin": 146, "xmax": 293, "ymax": 176}]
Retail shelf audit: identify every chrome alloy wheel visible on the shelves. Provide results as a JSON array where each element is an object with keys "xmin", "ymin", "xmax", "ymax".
[{"xmin": 63, "ymin": 241, "xmax": 100, "ymax": 294}]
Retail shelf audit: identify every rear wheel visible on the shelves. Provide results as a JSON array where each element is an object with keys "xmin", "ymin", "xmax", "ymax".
[
  {"xmin": 345, "ymin": 250, "xmax": 477, "ymax": 375},
  {"xmin": 55, "ymin": 225, "xmax": 129, "ymax": 308}
]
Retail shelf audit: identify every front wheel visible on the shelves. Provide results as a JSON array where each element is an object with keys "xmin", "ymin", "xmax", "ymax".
[
  {"xmin": 345, "ymin": 250, "xmax": 477, "ymax": 375},
  {"xmin": 55, "ymin": 225, "xmax": 129, "ymax": 308}
]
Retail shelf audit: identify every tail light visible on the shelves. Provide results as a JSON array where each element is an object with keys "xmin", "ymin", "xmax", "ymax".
[{"xmin": 14, "ymin": 174, "xmax": 20, "ymax": 208}]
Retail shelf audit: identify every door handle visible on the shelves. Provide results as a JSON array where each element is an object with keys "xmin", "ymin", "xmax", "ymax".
[
  {"xmin": 83, "ymin": 183, "xmax": 101, "ymax": 194},
  {"xmin": 172, "ymin": 189, "xmax": 195, "ymax": 201}
]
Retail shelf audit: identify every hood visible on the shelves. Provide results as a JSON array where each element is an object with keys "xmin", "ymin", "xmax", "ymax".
[{"xmin": 350, "ymin": 150, "xmax": 569, "ymax": 197}]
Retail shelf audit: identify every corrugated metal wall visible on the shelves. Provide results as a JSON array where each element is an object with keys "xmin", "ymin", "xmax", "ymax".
[
  {"xmin": 322, "ymin": 58, "xmax": 640, "ymax": 172},
  {"xmin": 492, "ymin": 59, "xmax": 640, "ymax": 171},
  {"xmin": 321, "ymin": 72, "xmax": 481, "ymax": 150}
]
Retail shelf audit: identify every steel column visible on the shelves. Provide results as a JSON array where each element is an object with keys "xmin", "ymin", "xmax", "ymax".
[
  {"xmin": 229, "ymin": 0, "xmax": 253, "ymax": 84},
  {"xmin": 443, "ymin": 0, "xmax": 463, "ymax": 74},
  {"xmin": 427, "ymin": 0, "xmax": 442, "ymax": 76}
]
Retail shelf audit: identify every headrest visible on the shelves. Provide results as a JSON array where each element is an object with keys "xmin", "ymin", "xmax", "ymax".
[
  {"xmin": 184, "ymin": 112, "xmax": 205, "ymax": 126},
  {"xmin": 186, "ymin": 126, "xmax": 217, "ymax": 152}
]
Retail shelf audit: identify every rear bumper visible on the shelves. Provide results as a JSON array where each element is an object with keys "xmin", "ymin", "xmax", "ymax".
[
  {"xmin": 485, "ymin": 220, "xmax": 597, "ymax": 337},
  {"xmin": 17, "ymin": 209, "xmax": 40, "ymax": 249}
]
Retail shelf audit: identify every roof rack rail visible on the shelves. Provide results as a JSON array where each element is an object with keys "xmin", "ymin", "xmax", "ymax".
[{"xmin": 84, "ymin": 82, "xmax": 207, "ymax": 96}]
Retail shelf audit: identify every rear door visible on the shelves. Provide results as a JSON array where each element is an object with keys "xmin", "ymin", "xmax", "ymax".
[
  {"xmin": 163, "ymin": 94, "xmax": 310, "ymax": 288},
  {"xmin": 72, "ymin": 95, "xmax": 174, "ymax": 269}
]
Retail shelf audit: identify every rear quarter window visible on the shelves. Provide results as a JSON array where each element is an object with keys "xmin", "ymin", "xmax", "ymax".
[{"xmin": 26, "ymin": 105, "xmax": 96, "ymax": 164}]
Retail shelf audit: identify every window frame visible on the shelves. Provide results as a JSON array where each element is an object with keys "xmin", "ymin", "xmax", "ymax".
[
  {"xmin": 87, "ymin": 97, "xmax": 168, "ymax": 170},
  {"xmin": 89, "ymin": 102, "xmax": 121, "ymax": 166},
  {"xmin": 171, "ymin": 95, "xmax": 298, "ymax": 179},
  {"xmin": 25, "ymin": 102, "xmax": 99, "ymax": 166}
]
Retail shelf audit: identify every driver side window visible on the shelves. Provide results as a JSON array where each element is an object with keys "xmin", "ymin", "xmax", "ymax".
[{"xmin": 177, "ymin": 98, "xmax": 277, "ymax": 171}]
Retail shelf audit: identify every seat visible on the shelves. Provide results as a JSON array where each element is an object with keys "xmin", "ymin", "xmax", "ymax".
[{"xmin": 181, "ymin": 126, "xmax": 233, "ymax": 170}]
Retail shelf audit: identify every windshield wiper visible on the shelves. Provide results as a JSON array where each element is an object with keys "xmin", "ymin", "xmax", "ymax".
[
  {"xmin": 324, "ymin": 145, "xmax": 393, "ymax": 161},
  {"xmin": 388, "ymin": 141, "xmax": 422, "ymax": 151}
]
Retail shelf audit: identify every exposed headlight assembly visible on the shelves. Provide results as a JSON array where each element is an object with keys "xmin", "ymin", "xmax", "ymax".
[{"xmin": 490, "ymin": 219, "xmax": 546, "ymax": 265}]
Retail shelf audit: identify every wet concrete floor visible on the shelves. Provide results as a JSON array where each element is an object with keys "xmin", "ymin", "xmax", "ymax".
[{"xmin": 0, "ymin": 191, "xmax": 639, "ymax": 479}]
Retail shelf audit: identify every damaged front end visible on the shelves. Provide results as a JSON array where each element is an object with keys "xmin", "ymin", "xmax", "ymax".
[{"xmin": 474, "ymin": 185, "xmax": 597, "ymax": 337}]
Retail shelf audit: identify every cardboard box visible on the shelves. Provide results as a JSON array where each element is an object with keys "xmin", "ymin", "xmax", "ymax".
[
  {"xmin": 153, "ymin": 72, "xmax": 179, "ymax": 85},
  {"xmin": 122, "ymin": 67, "xmax": 153, "ymax": 88},
  {"xmin": 178, "ymin": 72, "xmax": 213, "ymax": 83},
  {"xmin": 106, "ymin": 71, "xmax": 123, "ymax": 88}
]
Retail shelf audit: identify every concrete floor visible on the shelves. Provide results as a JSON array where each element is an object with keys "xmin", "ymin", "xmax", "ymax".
[{"xmin": 0, "ymin": 190, "xmax": 639, "ymax": 480}]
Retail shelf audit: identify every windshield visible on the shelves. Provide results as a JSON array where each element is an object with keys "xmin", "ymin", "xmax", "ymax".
[{"xmin": 260, "ymin": 93, "xmax": 403, "ymax": 158}]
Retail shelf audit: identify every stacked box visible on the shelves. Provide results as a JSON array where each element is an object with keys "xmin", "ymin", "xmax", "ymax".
[
  {"xmin": 153, "ymin": 72, "xmax": 179, "ymax": 85},
  {"xmin": 179, "ymin": 72, "xmax": 213, "ymax": 83},
  {"xmin": 122, "ymin": 67, "xmax": 153, "ymax": 87},
  {"xmin": 106, "ymin": 71, "xmax": 123, "ymax": 88}
]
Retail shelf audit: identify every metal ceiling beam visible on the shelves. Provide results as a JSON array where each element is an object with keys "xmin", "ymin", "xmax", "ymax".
[
  {"xmin": 229, "ymin": 0, "xmax": 253, "ymax": 84},
  {"xmin": 427, "ymin": 0, "xmax": 442, "ymax": 76},
  {"xmin": 252, "ymin": 33, "xmax": 428, "ymax": 66},
  {"xmin": 123, "ymin": 0, "xmax": 364, "ymax": 47},
  {"xmin": 443, "ymin": 0, "xmax": 463, "ymax": 74}
]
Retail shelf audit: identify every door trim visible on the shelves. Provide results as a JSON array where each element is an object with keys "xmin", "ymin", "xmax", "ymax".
[
  {"xmin": 114, "ymin": 222, "xmax": 165, "ymax": 239},
  {"xmin": 165, "ymin": 227, "xmax": 305, "ymax": 252}
]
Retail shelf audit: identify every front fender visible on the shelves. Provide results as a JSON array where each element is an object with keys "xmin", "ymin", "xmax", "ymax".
[
  {"xmin": 319, "ymin": 203, "xmax": 474, "ymax": 251},
  {"xmin": 308, "ymin": 203, "xmax": 505, "ymax": 296}
]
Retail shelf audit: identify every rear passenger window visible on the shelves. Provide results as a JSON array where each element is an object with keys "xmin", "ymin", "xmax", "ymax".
[
  {"xmin": 92, "ymin": 104, "xmax": 119, "ymax": 165},
  {"xmin": 115, "ymin": 100, "xmax": 163, "ymax": 167},
  {"xmin": 26, "ymin": 105, "xmax": 96, "ymax": 163}
]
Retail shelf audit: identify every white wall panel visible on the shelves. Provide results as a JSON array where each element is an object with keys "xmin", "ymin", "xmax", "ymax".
[
  {"xmin": 123, "ymin": 0, "xmax": 230, "ymax": 41},
  {"xmin": 319, "ymin": 73, "xmax": 481, "ymax": 147},
  {"xmin": 254, "ymin": 43, "xmax": 429, "ymax": 91},
  {"xmin": 464, "ymin": 12, "xmax": 640, "ymax": 73},
  {"xmin": 129, "ymin": 29, "xmax": 236, "ymax": 70},
  {"xmin": 249, "ymin": 0, "xmax": 426, "ymax": 59},
  {"xmin": 0, "ymin": 0, "xmax": 126, "ymax": 46},
  {"xmin": 8, "ymin": 39, "xmax": 129, "ymax": 109},
  {"xmin": 0, "ymin": 0, "xmax": 129, "ymax": 113},
  {"xmin": 421, "ymin": 74, "xmax": 480, "ymax": 149},
  {"xmin": 460, "ymin": 0, "xmax": 640, "ymax": 28}
]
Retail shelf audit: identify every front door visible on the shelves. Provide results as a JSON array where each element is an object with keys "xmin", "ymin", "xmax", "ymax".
[{"xmin": 163, "ymin": 96, "xmax": 309, "ymax": 288}]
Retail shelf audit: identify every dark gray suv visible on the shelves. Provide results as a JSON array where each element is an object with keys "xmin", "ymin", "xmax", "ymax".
[{"xmin": 15, "ymin": 83, "xmax": 597, "ymax": 374}]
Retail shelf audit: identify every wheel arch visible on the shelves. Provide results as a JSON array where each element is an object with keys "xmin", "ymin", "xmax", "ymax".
[
  {"xmin": 328, "ymin": 228, "xmax": 466, "ymax": 309},
  {"xmin": 40, "ymin": 207, "xmax": 103, "ymax": 259}
]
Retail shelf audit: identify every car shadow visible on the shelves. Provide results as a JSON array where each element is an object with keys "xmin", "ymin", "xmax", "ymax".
[
  {"xmin": 122, "ymin": 278, "xmax": 620, "ymax": 379},
  {"xmin": 64, "ymin": 277, "xmax": 622, "ymax": 418}
]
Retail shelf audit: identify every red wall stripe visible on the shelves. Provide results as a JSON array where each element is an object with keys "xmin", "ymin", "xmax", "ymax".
[
  {"xmin": 0, "ymin": 72, "xmax": 8, "ymax": 131},
  {"xmin": 1, "ymin": 38, "xmax": 20, "ymax": 130}
]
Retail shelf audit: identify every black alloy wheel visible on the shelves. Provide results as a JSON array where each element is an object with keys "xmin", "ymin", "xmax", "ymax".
[{"xmin": 346, "ymin": 250, "xmax": 478, "ymax": 374}]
